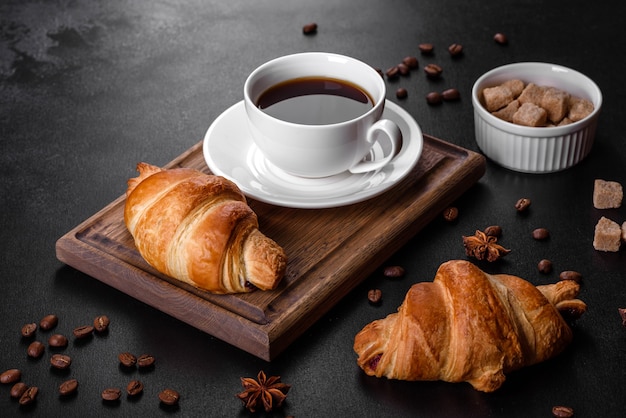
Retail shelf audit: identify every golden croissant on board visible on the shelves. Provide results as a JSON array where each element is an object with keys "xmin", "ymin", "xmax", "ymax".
[
  {"xmin": 124, "ymin": 162, "xmax": 287, "ymax": 294},
  {"xmin": 353, "ymin": 260, "xmax": 586, "ymax": 392}
]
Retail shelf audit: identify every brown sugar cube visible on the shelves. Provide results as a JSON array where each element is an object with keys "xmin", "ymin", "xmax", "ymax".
[
  {"xmin": 568, "ymin": 96, "xmax": 594, "ymax": 122},
  {"xmin": 622, "ymin": 221, "xmax": 626, "ymax": 242},
  {"xmin": 541, "ymin": 87, "xmax": 571, "ymax": 123},
  {"xmin": 512, "ymin": 102, "xmax": 547, "ymax": 127},
  {"xmin": 557, "ymin": 117, "xmax": 573, "ymax": 126},
  {"xmin": 501, "ymin": 79, "xmax": 525, "ymax": 98},
  {"xmin": 482, "ymin": 85, "xmax": 515, "ymax": 111},
  {"xmin": 492, "ymin": 99, "xmax": 520, "ymax": 122},
  {"xmin": 593, "ymin": 179, "xmax": 623, "ymax": 209},
  {"xmin": 517, "ymin": 83, "xmax": 546, "ymax": 106},
  {"xmin": 593, "ymin": 216, "xmax": 622, "ymax": 252}
]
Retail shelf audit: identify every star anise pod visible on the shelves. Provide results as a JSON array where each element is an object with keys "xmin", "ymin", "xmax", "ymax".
[
  {"xmin": 236, "ymin": 370, "xmax": 291, "ymax": 413},
  {"xmin": 462, "ymin": 230, "xmax": 511, "ymax": 262}
]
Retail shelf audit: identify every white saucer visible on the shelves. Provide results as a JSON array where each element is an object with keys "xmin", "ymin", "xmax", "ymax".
[{"xmin": 202, "ymin": 100, "xmax": 423, "ymax": 209}]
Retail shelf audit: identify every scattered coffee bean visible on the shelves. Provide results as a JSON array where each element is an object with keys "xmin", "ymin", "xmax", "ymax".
[
  {"xmin": 484, "ymin": 225, "xmax": 502, "ymax": 237},
  {"xmin": 59, "ymin": 378, "xmax": 79, "ymax": 396},
  {"xmin": 559, "ymin": 270, "xmax": 582, "ymax": 283},
  {"xmin": 532, "ymin": 228, "xmax": 550, "ymax": 240},
  {"xmin": 127, "ymin": 379, "xmax": 144, "ymax": 396},
  {"xmin": 442, "ymin": 88, "xmax": 460, "ymax": 101},
  {"xmin": 10, "ymin": 382, "xmax": 28, "ymax": 398},
  {"xmin": 73, "ymin": 325, "xmax": 94, "ymax": 339},
  {"xmin": 402, "ymin": 56, "xmax": 418, "ymax": 69},
  {"xmin": 102, "ymin": 387, "xmax": 122, "ymax": 401},
  {"xmin": 494, "ymin": 32, "xmax": 508, "ymax": 45},
  {"xmin": 93, "ymin": 315, "xmax": 110, "ymax": 333},
  {"xmin": 18, "ymin": 386, "xmax": 38, "ymax": 406},
  {"xmin": 426, "ymin": 91, "xmax": 442, "ymax": 105},
  {"xmin": 424, "ymin": 63, "xmax": 443, "ymax": 78},
  {"xmin": 118, "ymin": 352, "xmax": 137, "ymax": 368},
  {"xmin": 538, "ymin": 259, "xmax": 553, "ymax": 274},
  {"xmin": 443, "ymin": 206, "xmax": 459, "ymax": 222},
  {"xmin": 27, "ymin": 341, "xmax": 45, "ymax": 359},
  {"xmin": 368, "ymin": 289, "xmax": 383, "ymax": 305},
  {"xmin": 39, "ymin": 314, "xmax": 58, "ymax": 331},
  {"xmin": 383, "ymin": 265, "xmax": 405, "ymax": 278},
  {"xmin": 374, "ymin": 68, "xmax": 384, "ymax": 78},
  {"xmin": 618, "ymin": 308, "xmax": 626, "ymax": 327},
  {"xmin": 515, "ymin": 197, "xmax": 531, "ymax": 212},
  {"xmin": 137, "ymin": 354, "xmax": 156, "ymax": 369},
  {"xmin": 48, "ymin": 333, "xmax": 68, "ymax": 348},
  {"xmin": 50, "ymin": 353, "xmax": 72, "ymax": 370},
  {"xmin": 397, "ymin": 63, "xmax": 410, "ymax": 75},
  {"xmin": 302, "ymin": 22, "xmax": 317, "ymax": 35},
  {"xmin": 21, "ymin": 323, "xmax": 37, "ymax": 338},
  {"xmin": 448, "ymin": 43, "xmax": 463, "ymax": 56},
  {"xmin": 396, "ymin": 87, "xmax": 408, "ymax": 99},
  {"xmin": 418, "ymin": 43, "xmax": 434, "ymax": 55},
  {"xmin": 158, "ymin": 388, "xmax": 180, "ymax": 406},
  {"xmin": 386, "ymin": 66, "xmax": 400, "ymax": 79},
  {"xmin": 1, "ymin": 368, "xmax": 22, "ymax": 384},
  {"xmin": 552, "ymin": 405, "xmax": 574, "ymax": 418}
]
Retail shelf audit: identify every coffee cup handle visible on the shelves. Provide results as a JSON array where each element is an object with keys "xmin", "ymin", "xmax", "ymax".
[{"xmin": 348, "ymin": 119, "xmax": 402, "ymax": 174}]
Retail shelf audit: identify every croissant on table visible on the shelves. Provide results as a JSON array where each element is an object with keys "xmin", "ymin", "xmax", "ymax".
[
  {"xmin": 353, "ymin": 260, "xmax": 586, "ymax": 392},
  {"xmin": 124, "ymin": 163, "xmax": 287, "ymax": 294}
]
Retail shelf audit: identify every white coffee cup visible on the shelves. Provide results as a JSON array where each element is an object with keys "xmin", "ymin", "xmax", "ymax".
[{"xmin": 244, "ymin": 52, "xmax": 402, "ymax": 178}]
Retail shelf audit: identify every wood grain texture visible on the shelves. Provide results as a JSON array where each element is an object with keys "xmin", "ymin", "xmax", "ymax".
[{"xmin": 56, "ymin": 134, "xmax": 485, "ymax": 360}]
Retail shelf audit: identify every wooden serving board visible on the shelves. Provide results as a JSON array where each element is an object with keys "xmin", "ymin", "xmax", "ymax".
[{"xmin": 56, "ymin": 134, "xmax": 485, "ymax": 361}]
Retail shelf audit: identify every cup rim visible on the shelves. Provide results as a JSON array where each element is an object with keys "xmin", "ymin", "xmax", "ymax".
[
  {"xmin": 244, "ymin": 52, "xmax": 386, "ymax": 128},
  {"xmin": 471, "ymin": 61, "xmax": 602, "ymax": 137}
]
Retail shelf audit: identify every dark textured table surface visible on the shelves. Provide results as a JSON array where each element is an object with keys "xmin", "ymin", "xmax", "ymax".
[{"xmin": 1, "ymin": 1, "xmax": 625, "ymax": 417}]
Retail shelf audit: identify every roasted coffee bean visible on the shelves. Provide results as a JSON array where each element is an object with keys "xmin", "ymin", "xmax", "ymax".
[
  {"xmin": 442, "ymin": 206, "xmax": 459, "ymax": 222},
  {"xmin": 385, "ymin": 66, "xmax": 400, "ymax": 79},
  {"xmin": 368, "ymin": 289, "xmax": 382, "ymax": 305},
  {"xmin": 426, "ymin": 91, "xmax": 442, "ymax": 105},
  {"xmin": 538, "ymin": 259, "xmax": 553, "ymax": 274},
  {"xmin": 118, "ymin": 352, "xmax": 137, "ymax": 367},
  {"xmin": 21, "ymin": 323, "xmax": 37, "ymax": 338},
  {"xmin": 137, "ymin": 354, "xmax": 156, "ymax": 368},
  {"xmin": 402, "ymin": 56, "xmax": 418, "ymax": 69},
  {"xmin": 494, "ymin": 33, "xmax": 508, "ymax": 45},
  {"xmin": 418, "ymin": 43, "xmax": 434, "ymax": 55},
  {"xmin": 102, "ymin": 387, "xmax": 122, "ymax": 401},
  {"xmin": 552, "ymin": 405, "xmax": 574, "ymax": 418},
  {"xmin": 397, "ymin": 63, "xmax": 410, "ymax": 76},
  {"xmin": 374, "ymin": 68, "xmax": 384, "ymax": 78},
  {"xmin": 532, "ymin": 228, "xmax": 550, "ymax": 240},
  {"xmin": 1, "ymin": 368, "xmax": 22, "ymax": 384},
  {"xmin": 442, "ymin": 88, "xmax": 460, "ymax": 101},
  {"xmin": 424, "ymin": 63, "xmax": 443, "ymax": 78},
  {"xmin": 73, "ymin": 325, "xmax": 94, "ymax": 339},
  {"xmin": 448, "ymin": 43, "xmax": 463, "ymax": 56},
  {"xmin": 484, "ymin": 225, "xmax": 502, "ymax": 237},
  {"xmin": 27, "ymin": 341, "xmax": 45, "ymax": 359},
  {"xmin": 618, "ymin": 308, "xmax": 626, "ymax": 327},
  {"xmin": 395, "ymin": 87, "xmax": 408, "ymax": 99},
  {"xmin": 515, "ymin": 197, "xmax": 531, "ymax": 212},
  {"xmin": 50, "ymin": 353, "xmax": 72, "ymax": 370},
  {"xmin": 302, "ymin": 22, "xmax": 317, "ymax": 35},
  {"xmin": 40, "ymin": 314, "xmax": 58, "ymax": 331},
  {"xmin": 48, "ymin": 333, "xmax": 68, "ymax": 348},
  {"xmin": 59, "ymin": 379, "xmax": 79, "ymax": 396},
  {"xmin": 93, "ymin": 315, "xmax": 110, "ymax": 333},
  {"xmin": 10, "ymin": 382, "xmax": 28, "ymax": 398},
  {"xmin": 19, "ymin": 386, "xmax": 38, "ymax": 406},
  {"xmin": 158, "ymin": 388, "xmax": 180, "ymax": 406},
  {"xmin": 559, "ymin": 270, "xmax": 582, "ymax": 283},
  {"xmin": 127, "ymin": 379, "xmax": 144, "ymax": 396},
  {"xmin": 383, "ymin": 265, "xmax": 405, "ymax": 278}
]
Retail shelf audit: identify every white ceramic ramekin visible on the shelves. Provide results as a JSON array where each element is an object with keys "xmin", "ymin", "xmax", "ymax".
[{"xmin": 471, "ymin": 62, "xmax": 602, "ymax": 173}]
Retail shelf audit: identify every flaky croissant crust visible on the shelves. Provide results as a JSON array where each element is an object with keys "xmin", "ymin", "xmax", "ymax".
[
  {"xmin": 124, "ymin": 163, "xmax": 287, "ymax": 294},
  {"xmin": 353, "ymin": 260, "xmax": 586, "ymax": 392}
]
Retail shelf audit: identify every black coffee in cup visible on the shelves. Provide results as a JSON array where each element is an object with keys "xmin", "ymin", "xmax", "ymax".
[{"xmin": 256, "ymin": 76, "xmax": 374, "ymax": 125}]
